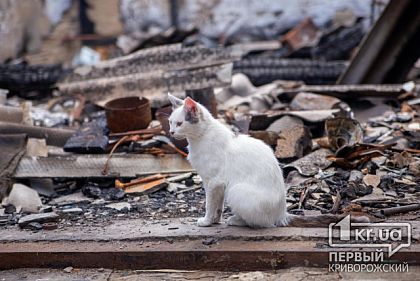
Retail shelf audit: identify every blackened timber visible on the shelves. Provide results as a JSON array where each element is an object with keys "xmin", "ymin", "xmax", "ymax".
[
  {"xmin": 1, "ymin": 241, "xmax": 419, "ymax": 270},
  {"xmin": 63, "ymin": 121, "xmax": 108, "ymax": 153},
  {"xmin": 233, "ymin": 58, "xmax": 347, "ymax": 86},
  {"xmin": 0, "ymin": 63, "xmax": 68, "ymax": 95},
  {"xmin": 310, "ymin": 21, "xmax": 364, "ymax": 61}
]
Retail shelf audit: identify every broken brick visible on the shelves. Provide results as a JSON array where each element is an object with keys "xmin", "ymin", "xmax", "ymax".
[{"xmin": 275, "ymin": 126, "xmax": 312, "ymax": 162}]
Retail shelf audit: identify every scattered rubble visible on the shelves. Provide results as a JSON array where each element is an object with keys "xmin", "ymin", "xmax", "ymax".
[
  {"xmin": 18, "ymin": 212, "xmax": 59, "ymax": 228},
  {"xmin": 105, "ymin": 202, "xmax": 131, "ymax": 212},
  {"xmin": 82, "ymin": 183, "xmax": 125, "ymax": 201},
  {"xmin": 63, "ymin": 266, "xmax": 73, "ymax": 273},
  {"xmin": 325, "ymin": 117, "xmax": 363, "ymax": 151},
  {"xmin": 275, "ymin": 126, "xmax": 312, "ymax": 161},
  {"xmin": 25, "ymin": 138, "xmax": 48, "ymax": 157},
  {"xmin": 284, "ymin": 148, "xmax": 333, "ymax": 177},
  {"xmin": 266, "ymin": 116, "xmax": 303, "ymax": 134},
  {"xmin": 290, "ymin": 92, "xmax": 341, "ymax": 111},
  {"xmin": 0, "ymin": 1, "xmax": 418, "ymax": 238},
  {"xmin": 202, "ymin": 237, "xmax": 218, "ymax": 246},
  {"xmin": 61, "ymin": 207, "xmax": 84, "ymax": 216}
]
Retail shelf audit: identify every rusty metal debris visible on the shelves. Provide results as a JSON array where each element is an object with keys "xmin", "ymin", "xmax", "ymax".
[
  {"xmin": 115, "ymin": 174, "xmax": 166, "ymax": 189},
  {"xmin": 124, "ymin": 178, "xmax": 169, "ymax": 195},
  {"xmin": 325, "ymin": 117, "xmax": 363, "ymax": 151},
  {"xmin": 284, "ymin": 148, "xmax": 333, "ymax": 177},
  {"xmin": 102, "ymin": 135, "xmax": 141, "ymax": 175},
  {"xmin": 275, "ymin": 126, "xmax": 312, "ymax": 162},
  {"xmin": 105, "ymin": 97, "xmax": 152, "ymax": 133},
  {"xmin": 281, "ymin": 18, "xmax": 321, "ymax": 53},
  {"xmin": 153, "ymin": 135, "xmax": 188, "ymax": 158},
  {"xmin": 109, "ymin": 127, "xmax": 163, "ymax": 138}
]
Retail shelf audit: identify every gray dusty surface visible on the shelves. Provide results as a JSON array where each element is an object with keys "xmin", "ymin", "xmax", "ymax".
[{"xmin": 2, "ymin": 267, "xmax": 420, "ymax": 281}]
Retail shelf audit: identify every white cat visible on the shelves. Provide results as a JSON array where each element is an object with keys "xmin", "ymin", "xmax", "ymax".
[{"xmin": 167, "ymin": 94, "xmax": 368, "ymax": 228}]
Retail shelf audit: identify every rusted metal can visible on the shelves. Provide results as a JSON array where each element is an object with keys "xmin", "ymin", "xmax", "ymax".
[{"xmin": 105, "ymin": 97, "xmax": 152, "ymax": 133}]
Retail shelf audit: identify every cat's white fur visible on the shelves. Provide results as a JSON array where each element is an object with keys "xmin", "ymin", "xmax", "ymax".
[{"xmin": 168, "ymin": 94, "xmax": 289, "ymax": 227}]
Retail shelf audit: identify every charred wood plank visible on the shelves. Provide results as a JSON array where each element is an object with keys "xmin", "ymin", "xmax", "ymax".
[
  {"xmin": 310, "ymin": 21, "xmax": 365, "ymax": 61},
  {"xmin": 63, "ymin": 120, "xmax": 108, "ymax": 154},
  {"xmin": 0, "ymin": 64, "xmax": 69, "ymax": 97},
  {"xmin": 1, "ymin": 241, "xmax": 419, "ymax": 271}
]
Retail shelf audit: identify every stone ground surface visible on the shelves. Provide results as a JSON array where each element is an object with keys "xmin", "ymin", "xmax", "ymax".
[
  {"xmin": 1, "ymin": 266, "xmax": 420, "ymax": 281},
  {"xmin": 1, "ymin": 216, "xmax": 419, "ymax": 242}
]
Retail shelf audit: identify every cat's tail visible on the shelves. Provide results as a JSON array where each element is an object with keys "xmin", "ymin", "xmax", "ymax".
[{"xmin": 277, "ymin": 213, "xmax": 369, "ymax": 227}]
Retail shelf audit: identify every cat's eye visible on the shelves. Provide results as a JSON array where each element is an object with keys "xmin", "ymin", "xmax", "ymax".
[{"xmin": 176, "ymin": 121, "xmax": 183, "ymax": 127}]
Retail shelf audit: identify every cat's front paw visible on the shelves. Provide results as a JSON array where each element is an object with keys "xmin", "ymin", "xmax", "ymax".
[{"xmin": 197, "ymin": 217, "xmax": 212, "ymax": 227}]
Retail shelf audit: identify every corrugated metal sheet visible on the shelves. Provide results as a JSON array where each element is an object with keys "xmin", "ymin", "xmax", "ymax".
[
  {"xmin": 13, "ymin": 154, "xmax": 193, "ymax": 178},
  {"xmin": 59, "ymin": 63, "xmax": 233, "ymax": 103}
]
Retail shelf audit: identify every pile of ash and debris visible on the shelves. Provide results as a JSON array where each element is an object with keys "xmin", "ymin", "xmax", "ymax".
[{"xmin": 0, "ymin": 0, "xmax": 419, "ymax": 232}]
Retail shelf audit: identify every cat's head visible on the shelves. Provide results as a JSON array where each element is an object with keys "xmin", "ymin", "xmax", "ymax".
[{"xmin": 167, "ymin": 93, "xmax": 209, "ymax": 139}]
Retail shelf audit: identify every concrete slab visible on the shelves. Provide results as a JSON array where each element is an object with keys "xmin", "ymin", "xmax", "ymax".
[
  {"xmin": 0, "ymin": 268, "xmax": 113, "ymax": 281},
  {"xmin": 0, "ymin": 217, "xmax": 329, "ymax": 242},
  {"xmin": 1, "ymin": 217, "xmax": 419, "ymax": 243}
]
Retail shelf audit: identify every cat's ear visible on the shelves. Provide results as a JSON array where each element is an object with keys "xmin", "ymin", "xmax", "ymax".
[
  {"xmin": 184, "ymin": 97, "xmax": 199, "ymax": 123},
  {"xmin": 168, "ymin": 93, "xmax": 183, "ymax": 108}
]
